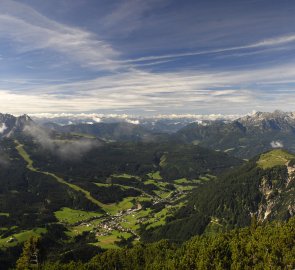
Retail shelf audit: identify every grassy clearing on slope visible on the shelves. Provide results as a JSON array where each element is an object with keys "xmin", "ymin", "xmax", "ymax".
[
  {"xmin": 257, "ymin": 149, "xmax": 295, "ymax": 169},
  {"xmin": 55, "ymin": 208, "xmax": 102, "ymax": 224},
  {"xmin": 145, "ymin": 208, "xmax": 170, "ymax": 230},
  {"xmin": 68, "ymin": 219, "xmax": 105, "ymax": 237},
  {"xmin": 137, "ymin": 196, "xmax": 152, "ymax": 203},
  {"xmin": 120, "ymin": 208, "xmax": 152, "ymax": 231},
  {"xmin": 94, "ymin": 182, "xmax": 110, "ymax": 187},
  {"xmin": 0, "ymin": 228, "xmax": 46, "ymax": 248},
  {"xmin": 144, "ymin": 179, "xmax": 169, "ymax": 191},
  {"xmin": 71, "ymin": 133, "xmax": 96, "ymax": 139},
  {"xmin": 175, "ymin": 185, "xmax": 196, "ymax": 191},
  {"xmin": 98, "ymin": 197, "xmax": 136, "ymax": 216},
  {"xmin": 94, "ymin": 182, "xmax": 139, "ymax": 191},
  {"xmin": 144, "ymin": 200, "xmax": 186, "ymax": 230},
  {"xmin": 174, "ymin": 175, "xmax": 214, "ymax": 185},
  {"xmin": 112, "ymin": 173, "xmax": 140, "ymax": 179},
  {"xmin": 94, "ymin": 230, "xmax": 133, "ymax": 249},
  {"xmin": 147, "ymin": 171, "xmax": 162, "ymax": 180},
  {"xmin": 144, "ymin": 179, "xmax": 157, "ymax": 185},
  {"xmin": 15, "ymin": 142, "xmax": 36, "ymax": 171},
  {"xmin": 154, "ymin": 190, "xmax": 173, "ymax": 199},
  {"xmin": 174, "ymin": 178, "xmax": 192, "ymax": 184},
  {"xmin": 110, "ymin": 197, "xmax": 134, "ymax": 213}
]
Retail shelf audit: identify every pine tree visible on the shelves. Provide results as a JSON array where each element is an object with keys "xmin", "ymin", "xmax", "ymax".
[{"xmin": 16, "ymin": 236, "xmax": 41, "ymax": 270}]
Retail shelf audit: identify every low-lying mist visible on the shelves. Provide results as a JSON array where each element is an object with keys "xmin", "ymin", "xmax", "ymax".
[{"xmin": 24, "ymin": 124, "xmax": 100, "ymax": 160}]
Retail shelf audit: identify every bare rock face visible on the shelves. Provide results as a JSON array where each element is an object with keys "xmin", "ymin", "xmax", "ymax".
[
  {"xmin": 257, "ymin": 161, "xmax": 295, "ymax": 222},
  {"xmin": 0, "ymin": 113, "xmax": 33, "ymax": 138},
  {"xmin": 286, "ymin": 161, "xmax": 295, "ymax": 186},
  {"xmin": 238, "ymin": 110, "xmax": 295, "ymax": 132},
  {"xmin": 288, "ymin": 204, "xmax": 295, "ymax": 216}
]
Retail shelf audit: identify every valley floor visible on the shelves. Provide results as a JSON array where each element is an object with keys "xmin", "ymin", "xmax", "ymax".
[{"xmin": 4, "ymin": 141, "xmax": 206, "ymax": 250}]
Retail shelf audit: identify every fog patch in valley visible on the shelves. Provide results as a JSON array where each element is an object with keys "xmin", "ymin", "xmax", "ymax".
[
  {"xmin": 23, "ymin": 124, "xmax": 99, "ymax": 160},
  {"xmin": 0, "ymin": 148, "xmax": 9, "ymax": 167},
  {"xmin": 270, "ymin": 140, "xmax": 284, "ymax": 148},
  {"xmin": 0, "ymin": 123, "xmax": 7, "ymax": 134}
]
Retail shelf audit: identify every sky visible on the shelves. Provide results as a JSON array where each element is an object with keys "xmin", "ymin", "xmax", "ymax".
[{"xmin": 1, "ymin": 0, "xmax": 295, "ymax": 115}]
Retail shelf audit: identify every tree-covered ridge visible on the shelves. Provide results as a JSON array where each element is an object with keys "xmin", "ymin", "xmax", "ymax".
[
  {"xmin": 145, "ymin": 150, "xmax": 295, "ymax": 242},
  {"xmin": 23, "ymin": 136, "xmax": 241, "ymax": 182},
  {"xmin": 40, "ymin": 217, "xmax": 295, "ymax": 270}
]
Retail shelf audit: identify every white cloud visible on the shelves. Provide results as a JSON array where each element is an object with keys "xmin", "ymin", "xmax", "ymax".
[
  {"xmin": 0, "ymin": 123, "xmax": 7, "ymax": 134},
  {"xmin": 125, "ymin": 119, "xmax": 140, "ymax": 125},
  {"xmin": 0, "ymin": 0, "xmax": 295, "ymax": 115},
  {"xmin": 1, "ymin": 60, "xmax": 295, "ymax": 114},
  {"xmin": 271, "ymin": 141, "xmax": 284, "ymax": 148},
  {"xmin": 122, "ymin": 34, "xmax": 295, "ymax": 63},
  {"xmin": 92, "ymin": 117, "xmax": 101, "ymax": 123},
  {"xmin": 2, "ymin": 0, "xmax": 294, "ymax": 72},
  {"xmin": 23, "ymin": 123, "xmax": 99, "ymax": 159},
  {"xmin": 251, "ymin": 35, "xmax": 295, "ymax": 48}
]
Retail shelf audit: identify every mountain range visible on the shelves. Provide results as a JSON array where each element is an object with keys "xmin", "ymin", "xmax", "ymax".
[
  {"xmin": 0, "ymin": 114, "xmax": 33, "ymax": 138},
  {"xmin": 0, "ymin": 111, "xmax": 294, "ymax": 268},
  {"xmin": 32, "ymin": 110, "xmax": 295, "ymax": 158},
  {"xmin": 175, "ymin": 110, "xmax": 295, "ymax": 158}
]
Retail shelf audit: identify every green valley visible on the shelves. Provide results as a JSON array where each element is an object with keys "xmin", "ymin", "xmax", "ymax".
[{"xmin": 0, "ymin": 113, "xmax": 294, "ymax": 269}]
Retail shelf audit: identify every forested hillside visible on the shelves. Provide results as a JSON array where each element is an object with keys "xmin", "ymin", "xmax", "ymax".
[
  {"xmin": 144, "ymin": 149, "xmax": 295, "ymax": 242},
  {"xmin": 35, "ymin": 217, "xmax": 295, "ymax": 269},
  {"xmin": 0, "ymin": 121, "xmax": 242, "ymax": 268},
  {"xmin": 0, "ymin": 114, "xmax": 294, "ymax": 269}
]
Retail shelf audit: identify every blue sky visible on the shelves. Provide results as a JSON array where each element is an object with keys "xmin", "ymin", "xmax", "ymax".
[{"xmin": 1, "ymin": 0, "xmax": 295, "ymax": 115}]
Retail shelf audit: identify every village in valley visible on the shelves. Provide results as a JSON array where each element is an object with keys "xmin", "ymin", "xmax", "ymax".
[{"xmin": 56, "ymin": 173, "xmax": 202, "ymax": 249}]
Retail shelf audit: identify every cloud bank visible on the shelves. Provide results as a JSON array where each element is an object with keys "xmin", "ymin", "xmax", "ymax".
[
  {"xmin": 0, "ymin": 123, "xmax": 7, "ymax": 134},
  {"xmin": 23, "ymin": 124, "xmax": 98, "ymax": 160},
  {"xmin": 1, "ymin": 63, "xmax": 295, "ymax": 114}
]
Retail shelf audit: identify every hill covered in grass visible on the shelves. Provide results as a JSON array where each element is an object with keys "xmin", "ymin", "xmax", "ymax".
[{"xmin": 257, "ymin": 149, "xmax": 295, "ymax": 169}]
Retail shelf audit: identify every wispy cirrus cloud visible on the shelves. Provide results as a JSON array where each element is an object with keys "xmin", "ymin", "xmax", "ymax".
[
  {"xmin": 122, "ymin": 33, "xmax": 295, "ymax": 63},
  {"xmin": 0, "ymin": 0, "xmax": 295, "ymax": 115},
  {"xmin": 0, "ymin": 0, "xmax": 121, "ymax": 71},
  {"xmin": 101, "ymin": 0, "xmax": 163, "ymax": 35},
  {"xmin": 1, "ymin": 0, "xmax": 294, "ymax": 70}
]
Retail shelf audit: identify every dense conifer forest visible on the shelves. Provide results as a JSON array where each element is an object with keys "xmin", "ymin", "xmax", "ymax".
[{"xmin": 16, "ymin": 217, "xmax": 294, "ymax": 270}]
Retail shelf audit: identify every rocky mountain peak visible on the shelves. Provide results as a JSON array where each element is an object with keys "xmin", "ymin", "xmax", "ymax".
[
  {"xmin": 237, "ymin": 110, "xmax": 295, "ymax": 131},
  {"xmin": 0, "ymin": 113, "xmax": 34, "ymax": 137}
]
